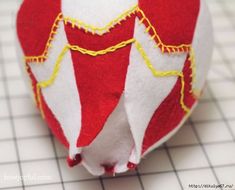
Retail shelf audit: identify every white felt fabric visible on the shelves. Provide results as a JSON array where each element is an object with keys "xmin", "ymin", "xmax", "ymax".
[
  {"xmin": 82, "ymin": 95, "xmax": 134, "ymax": 175},
  {"xmin": 192, "ymin": 0, "xmax": 213, "ymax": 91},
  {"xmin": 29, "ymin": 22, "xmax": 82, "ymax": 158},
  {"xmin": 62, "ymin": 0, "xmax": 137, "ymax": 34},
  {"xmin": 17, "ymin": 0, "xmax": 213, "ymax": 176},
  {"xmin": 124, "ymin": 18, "xmax": 187, "ymax": 163},
  {"xmin": 141, "ymin": 0, "xmax": 213, "ymax": 157}
]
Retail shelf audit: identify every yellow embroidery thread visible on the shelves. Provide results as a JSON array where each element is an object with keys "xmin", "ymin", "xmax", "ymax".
[
  {"xmin": 134, "ymin": 40, "xmax": 190, "ymax": 113},
  {"xmin": 64, "ymin": 5, "xmax": 138, "ymax": 35},
  {"xmin": 24, "ymin": 5, "xmax": 198, "ymax": 116},
  {"xmin": 35, "ymin": 39, "xmax": 135, "ymax": 117},
  {"xmin": 136, "ymin": 7, "xmax": 192, "ymax": 54}
]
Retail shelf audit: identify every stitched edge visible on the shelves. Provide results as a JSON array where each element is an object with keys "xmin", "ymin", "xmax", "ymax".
[
  {"xmin": 22, "ymin": 6, "xmax": 199, "ymax": 116},
  {"xmin": 64, "ymin": 4, "xmax": 138, "ymax": 35},
  {"xmin": 134, "ymin": 40, "xmax": 190, "ymax": 113},
  {"xmin": 35, "ymin": 39, "xmax": 135, "ymax": 117},
  {"xmin": 136, "ymin": 7, "xmax": 192, "ymax": 54},
  {"xmin": 34, "ymin": 38, "xmax": 192, "ymax": 117}
]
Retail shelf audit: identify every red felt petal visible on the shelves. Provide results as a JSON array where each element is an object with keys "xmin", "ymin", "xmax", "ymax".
[
  {"xmin": 64, "ymin": 15, "xmax": 136, "ymax": 147},
  {"xmin": 138, "ymin": 0, "xmax": 200, "ymax": 46},
  {"xmin": 17, "ymin": 0, "xmax": 61, "ymax": 56}
]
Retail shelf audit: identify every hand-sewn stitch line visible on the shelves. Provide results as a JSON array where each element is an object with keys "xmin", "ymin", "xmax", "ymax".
[
  {"xmin": 33, "ymin": 38, "xmax": 191, "ymax": 117},
  {"xmin": 64, "ymin": 4, "xmax": 138, "ymax": 35},
  {"xmin": 23, "ymin": 5, "xmax": 198, "ymax": 117},
  {"xmin": 134, "ymin": 40, "xmax": 190, "ymax": 113}
]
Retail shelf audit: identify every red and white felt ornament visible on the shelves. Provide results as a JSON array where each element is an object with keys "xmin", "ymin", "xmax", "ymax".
[{"xmin": 16, "ymin": 0, "xmax": 213, "ymax": 175}]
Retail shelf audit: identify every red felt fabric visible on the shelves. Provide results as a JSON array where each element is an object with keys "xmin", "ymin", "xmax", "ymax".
[
  {"xmin": 17, "ymin": 0, "xmax": 61, "ymax": 56},
  {"xmin": 138, "ymin": 0, "xmax": 200, "ymax": 46},
  {"xmin": 26, "ymin": 63, "xmax": 69, "ymax": 148},
  {"xmin": 64, "ymin": 15, "xmax": 136, "ymax": 147},
  {"xmin": 141, "ymin": 56, "xmax": 196, "ymax": 154}
]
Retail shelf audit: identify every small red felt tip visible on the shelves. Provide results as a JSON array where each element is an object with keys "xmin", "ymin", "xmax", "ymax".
[
  {"xmin": 67, "ymin": 154, "xmax": 82, "ymax": 167},
  {"xmin": 127, "ymin": 162, "xmax": 137, "ymax": 170},
  {"xmin": 103, "ymin": 165, "xmax": 115, "ymax": 174}
]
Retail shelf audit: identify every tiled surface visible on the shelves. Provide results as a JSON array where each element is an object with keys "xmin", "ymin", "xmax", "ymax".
[{"xmin": 0, "ymin": 0, "xmax": 235, "ymax": 190}]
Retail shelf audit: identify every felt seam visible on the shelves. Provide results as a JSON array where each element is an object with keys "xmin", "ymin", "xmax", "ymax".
[
  {"xmin": 63, "ymin": 4, "xmax": 138, "ymax": 35},
  {"xmin": 24, "ymin": 5, "xmax": 195, "ymax": 62},
  {"xmin": 33, "ymin": 39, "xmax": 191, "ymax": 117},
  {"xmin": 134, "ymin": 40, "xmax": 190, "ymax": 113},
  {"xmin": 35, "ymin": 39, "xmax": 135, "ymax": 117},
  {"xmin": 23, "ymin": 6, "xmax": 198, "ymax": 116}
]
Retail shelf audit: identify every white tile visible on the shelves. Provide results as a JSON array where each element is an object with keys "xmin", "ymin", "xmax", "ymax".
[
  {"xmin": 211, "ymin": 48, "xmax": 223, "ymax": 63},
  {"xmin": 10, "ymin": 97, "xmax": 38, "ymax": 117},
  {"xmin": 178, "ymin": 169, "xmax": 218, "ymax": 190},
  {"xmin": 0, "ymin": 140, "xmax": 17, "ymax": 163},
  {"xmin": 210, "ymin": 81, "xmax": 235, "ymax": 99},
  {"xmin": 7, "ymin": 80, "xmax": 28, "ymax": 97},
  {"xmin": 222, "ymin": 46, "xmax": 235, "ymax": 60},
  {"xmin": 0, "ymin": 81, "xmax": 6, "ymax": 98},
  {"xmin": 138, "ymin": 149, "xmax": 173, "ymax": 173},
  {"xmin": 208, "ymin": 64, "xmax": 233, "ymax": 81},
  {"xmin": 167, "ymin": 124, "xmax": 198, "ymax": 146},
  {"xmin": 21, "ymin": 160, "xmax": 61, "ymax": 186},
  {"xmin": 0, "ymin": 99, "xmax": 10, "ymax": 117},
  {"xmin": 14, "ymin": 116, "xmax": 49, "ymax": 138},
  {"xmin": 214, "ymin": 30, "xmax": 235, "ymax": 44},
  {"xmin": 25, "ymin": 184, "xmax": 63, "ymax": 190},
  {"xmin": 169, "ymin": 146, "xmax": 209, "ymax": 170},
  {"xmin": 0, "ymin": 15, "xmax": 14, "ymax": 28},
  {"xmin": 0, "ymin": 29, "xmax": 15, "ymax": 43},
  {"xmin": 141, "ymin": 173, "xmax": 181, "ymax": 190},
  {"xmin": 215, "ymin": 166, "xmax": 235, "ymax": 184},
  {"xmin": 64, "ymin": 181, "xmax": 102, "ymax": 190},
  {"xmin": 0, "ymin": 163, "xmax": 21, "ymax": 188},
  {"xmin": 205, "ymin": 142, "xmax": 235, "ymax": 166},
  {"xmin": 0, "ymin": 119, "xmax": 13, "ymax": 140},
  {"xmin": 212, "ymin": 16, "xmax": 233, "ymax": 29},
  {"xmin": 228, "ymin": 120, "xmax": 235, "ymax": 137},
  {"xmin": 104, "ymin": 176, "xmax": 142, "ymax": 190},
  {"xmin": 59, "ymin": 158, "xmax": 95, "ymax": 182},
  {"xmin": 2, "ymin": 45, "xmax": 17, "ymax": 61},
  {"xmin": 200, "ymin": 87, "xmax": 212, "ymax": 101},
  {"xmin": 18, "ymin": 137, "xmax": 55, "ymax": 161},
  {"xmin": 0, "ymin": 1, "xmax": 18, "ymax": 12},
  {"xmin": 195, "ymin": 121, "xmax": 233, "ymax": 143},
  {"xmin": 5, "ymin": 63, "xmax": 22, "ymax": 78},
  {"xmin": 207, "ymin": 1, "xmax": 224, "ymax": 14},
  {"xmin": 191, "ymin": 102, "xmax": 222, "ymax": 122},
  {"xmin": 218, "ymin": 100, "xmax": 235, "ymax": 119},
  {"xmin": 54, "ymin": 139, "xmax": 67, "ymax": 157}
]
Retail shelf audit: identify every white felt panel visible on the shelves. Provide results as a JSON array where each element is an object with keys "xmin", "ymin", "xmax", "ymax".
[
  {"xmin": 29, "ymin": 22, "xmax": 82, "ymax": 158},
  {"xmin": 62, "ymin": 0, "xmax": 137, "ymax": 33},
  {"xmin": 192, "ymin": 0, "xmax": 213, "ymax": 91},
  {"xmin": 82, "ymin": 95, "xmax": 134, "ymax": 175},
  {"xmin": 124, "ymin": 18, "xmax": 187, "ymax": 163}
]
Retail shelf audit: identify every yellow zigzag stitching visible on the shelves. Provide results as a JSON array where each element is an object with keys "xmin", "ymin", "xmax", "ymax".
[
  {"xmin": 64, "ymin": 5, "xmax": 138, "ymax": 35},
  {"xmin": 136, "ymin": 7, "xmax": 192, "ymax": 54},
  {"xmin": 134, "ymin": 40, "xmax": 190, "ymax": 113},
  {"xmin": 36, "ymin": 39, "xmax": 135, "ymax": 117},
  {"xmin": 23, "ymin": 4, "xmax": 198, "ymax": 116},
  {"xmin": 36, "ymin": 38, "xmax": 190, "ymax": 118}
]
